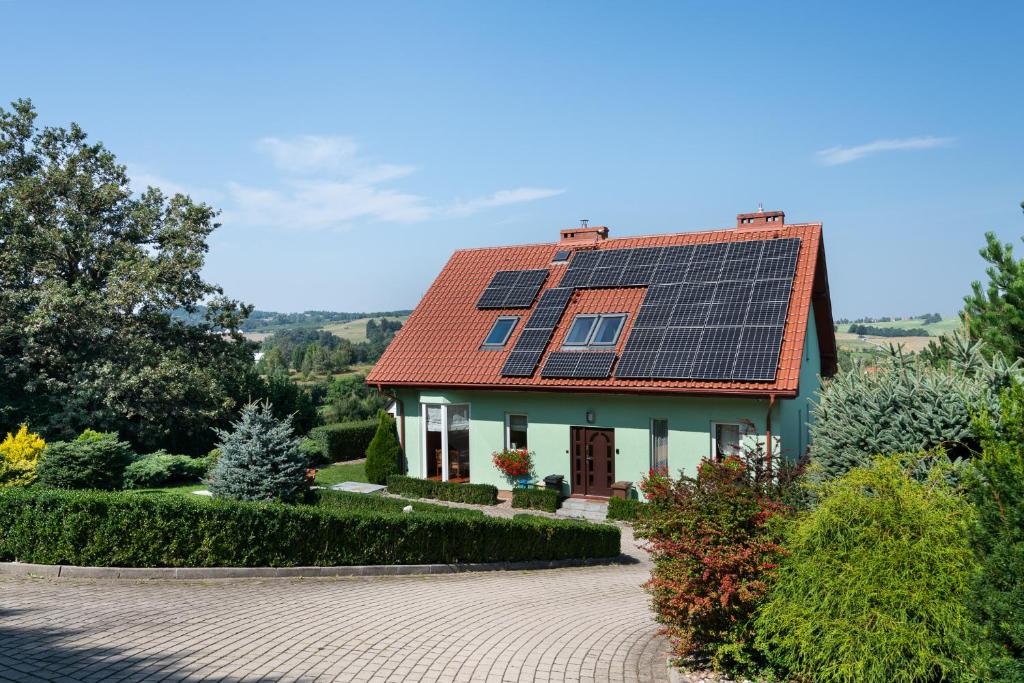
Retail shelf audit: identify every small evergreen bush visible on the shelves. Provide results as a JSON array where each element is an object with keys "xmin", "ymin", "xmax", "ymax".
[
  {"xmin": 364, "ymin": 411, "xmax": 402, "ymax": 485},
  {"xmin": 307, "ymin": 420, "xmax": 377, "ymax": 462},
  {"xmin": 511, "ymin": 487, "xmax": 559, "ymax": 512},
  {"xmin": 755, "ymin": 456, "xmax": 984, "ymax": 683},
  {"xmin": 36, "ymin": 430, "xmax": 134, "ymax": 490},
  {"xmin": 123, "ymin": 451, "xmax": 210, "ymax": 489},
  {"xmin": 298, "ymin": 437, "xmax": 326, "ymax": 465},
  {"xmin": 387, "ymin": 475, "xmax": 498, "ymax": 505},
  {"xmin": 0, "ymin": 425, "xmax": 46, "ymax": 488},
  {"xmin": 606, "ymin": 497, "xmax": 645, "ymax": 522},
  {"xmin": 0, "ymin": 488, "xmax": 619, "ymax": 566},
  {"xmin": 634, "ymin": 455, "xmax": 794, "ymax": 673},
  {"xmin": 208, "ymin": 402, "xmax": 307, "ymax": 503},
  {"xmin": 969, "ymin": 385, "xmax": 1024, "ymax": 680}
]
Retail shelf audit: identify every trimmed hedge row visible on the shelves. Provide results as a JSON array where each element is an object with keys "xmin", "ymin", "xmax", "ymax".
[
  {"xmin": 606, "ymin": 497, "xmax": 646, "ymax": 522},
  {"xmin": 0, "ymin": 488, "xmax": 618, "ymax": 567},
  {"xmin": 387, "ymin": 475, "xmax": 498, "ymax": 505},
  {"xmin": 307, "ymin": 420, "xmax": 377, "ymax": 463},
  {"xmin": 314, "ymin": 489, "xmax": 483, "ymax": 518},
  {"xmin": 511, "ymin": 487, "xmax": 560, "ymax": 512}
]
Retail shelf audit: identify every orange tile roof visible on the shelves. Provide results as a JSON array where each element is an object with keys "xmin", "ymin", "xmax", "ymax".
[{"xmin": 367, "ymin": 222, "xmax": 835, "ymax": 397}]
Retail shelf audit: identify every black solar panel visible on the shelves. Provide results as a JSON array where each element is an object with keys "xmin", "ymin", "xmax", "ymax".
[
  {"xmin": 492, "ymin": 236, "xmax": 800, "ymax": 382},
  {"xmin": 477, "ymin": 269, "xmax": 549, "ymax": 309},
  {"xmin": 540, "ymin": 351, "xmax": 616, "ymax": 379}
]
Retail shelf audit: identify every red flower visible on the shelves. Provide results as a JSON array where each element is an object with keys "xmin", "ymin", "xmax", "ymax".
[{"xmin": 492, "ymin": 448, "xmax": 533, "ymax": 478}]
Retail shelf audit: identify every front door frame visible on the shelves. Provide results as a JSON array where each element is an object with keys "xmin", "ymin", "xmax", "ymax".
[{"xmin": 570, "ymin": 426, "xmax": 615, "ymax": 497}]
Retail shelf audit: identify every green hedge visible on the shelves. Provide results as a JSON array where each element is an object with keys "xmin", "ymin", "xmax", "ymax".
[
  {"xmin": 511, "ymin": 487, "xmax": 560, "ymax": 512},
  {"xmin": 607, "ymin": 497, "xmax": 645, "ymax": 522},
  {"xmin": 0, "ymin": 488, "xmax": 618, "ymax": 567},
  {"xmin": 387, "ymin": 475, "xmax": 498, "ymax": 505},
  {"xmin": 314, "ymin": 489, "xmax": 483, "ymax": 518},
  {"xmin": 307, "ymin": 420, "xmax": 377, "ymax": 463},
  {"xmin": 123, "ymin": 452, "xmax": 211, "ymax": 489}
]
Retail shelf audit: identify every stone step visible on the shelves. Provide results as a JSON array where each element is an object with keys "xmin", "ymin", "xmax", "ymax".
[{"xmin": 556, "ymin": 498, "xmax": 609, "ymax": 522}]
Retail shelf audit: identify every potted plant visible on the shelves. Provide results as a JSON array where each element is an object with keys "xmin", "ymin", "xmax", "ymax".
[{"xmin": 492, "ymin": 448, "xmax": 534, "ymax": 488}]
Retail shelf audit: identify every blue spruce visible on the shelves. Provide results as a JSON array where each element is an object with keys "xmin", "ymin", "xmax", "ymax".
[{"xmin": 209, "ymin": 401, "xmax": 307, "ymax": 502}]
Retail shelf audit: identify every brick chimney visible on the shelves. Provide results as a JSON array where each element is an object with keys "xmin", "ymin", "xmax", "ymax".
[
  {"xmin": 560, "ymin": 220, "xmax": 609, "ymax": 245},
  {"xmin": 736, "ymin": 209, "xmax": 785, "ymax": 231}
]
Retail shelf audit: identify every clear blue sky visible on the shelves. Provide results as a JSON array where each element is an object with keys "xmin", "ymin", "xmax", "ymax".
[{"xmin": 4, "ymin": 1, "xmax": 1022, "ymax": 318}]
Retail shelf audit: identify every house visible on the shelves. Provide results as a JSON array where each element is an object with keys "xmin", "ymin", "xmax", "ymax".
[{"xmin": 366, "ymin": 210, "xmax": 836, "ymax": 497}]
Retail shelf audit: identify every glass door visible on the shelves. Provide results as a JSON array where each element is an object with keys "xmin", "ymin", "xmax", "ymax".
[{"xmin": 422, "ymin": 403, "xmax": 470, "ymax": 482}]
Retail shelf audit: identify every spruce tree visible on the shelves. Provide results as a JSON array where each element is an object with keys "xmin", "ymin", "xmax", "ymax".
[
  {"xmin": 209, "ymin": 401, "xmax": 307, "ymax": 503},
  {"xmin": 365, "ymin": 410, "xmax": 402, "ymax": 485}
]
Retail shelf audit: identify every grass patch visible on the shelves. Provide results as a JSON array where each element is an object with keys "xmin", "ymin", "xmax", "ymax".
[{"xmin": 315, "ymin": 461, "xmax": 368, "ymax": 486}]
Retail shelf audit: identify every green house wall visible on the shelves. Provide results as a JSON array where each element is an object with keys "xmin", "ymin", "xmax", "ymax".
[{"xmin": 390, "ymin": 310, "xmax": 822, "ymax": 495}]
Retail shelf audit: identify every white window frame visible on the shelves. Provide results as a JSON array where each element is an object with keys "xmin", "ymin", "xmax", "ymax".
[
  {"xmin": 562, "ymin": 313, "xmax": 627, "ymax": 349},
  {"xmin": 650, "ymin": 418, "xmax": 669, "ymax": 470},
  {"xmin": 504, "ymin": 413, "xmax": 528, "ymax": 450},
  {"xmin": 710, "ymin": 421, "xmax": 744, "ymax": 461},
  {"xmin": 421, "ymin": 403, "xmax": 471, "ymax": 482},
  {"xmin": 482, "ymin": 316, "xmax": 519, "ymax": 348}
]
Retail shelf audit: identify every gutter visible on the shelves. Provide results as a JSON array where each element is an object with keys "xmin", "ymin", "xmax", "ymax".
[
  {"xmin": 369, "ymin": 380, "xmax": 797, "ymax": 401},
  {"xmin": 765, "ymin": 393, "xmax": 777, "ymax": 475}
]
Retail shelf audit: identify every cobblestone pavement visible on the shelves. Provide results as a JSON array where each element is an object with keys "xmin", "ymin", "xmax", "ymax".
[{"xmin": 0, "ymin": 529, "xmax": 667, "ymax": 682}]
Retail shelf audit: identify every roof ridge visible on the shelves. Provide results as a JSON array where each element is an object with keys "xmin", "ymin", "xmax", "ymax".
[{"xmin": 451, "ymin": 223, "xmax": 823, "ymax": 253}]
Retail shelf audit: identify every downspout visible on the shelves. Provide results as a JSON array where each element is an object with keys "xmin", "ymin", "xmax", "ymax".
[
  {"xmin": 377, "ymin": 384, "xmax": 406, "ymax": 472},
  {"xmin": 766, "ymin": 393, "xmax": 777, "ymax": 476}
]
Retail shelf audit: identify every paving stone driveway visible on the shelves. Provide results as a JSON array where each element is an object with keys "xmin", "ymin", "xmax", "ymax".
[{"xmin": 0, "ymin": 529, "xmax": 667, "ymax": 682}]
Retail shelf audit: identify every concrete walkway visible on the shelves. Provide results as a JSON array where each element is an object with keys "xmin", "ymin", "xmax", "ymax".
[{"xmin": 0, "ymin": 527, "xmax": 667, "ymax": 682}]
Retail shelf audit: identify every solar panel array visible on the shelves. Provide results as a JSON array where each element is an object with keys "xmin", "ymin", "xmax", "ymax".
[
  {"xmin": 476, "ymin": 269, "xmax": 549, "ymax": 309},
  {"xmin": 540, "ymin": 351, "xmax": 617, "ymax": 379},
  {"xmin": 609, "ymin": 238, "xmax": 801, "ymax": 381},
  {"xmin": 500, "ymin": 287, "xmax": 574, "ymax": 376},
  {"xmin": 491, "ymin": 237, "xmax": 801, "ymax": 382}
]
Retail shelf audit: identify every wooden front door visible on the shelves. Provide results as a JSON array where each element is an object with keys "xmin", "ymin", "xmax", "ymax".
[{"xmin": 570, "ymin": 427, "xmax": 615, "ymax": 497}]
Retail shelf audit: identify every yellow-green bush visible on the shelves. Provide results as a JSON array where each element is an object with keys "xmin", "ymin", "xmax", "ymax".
[
  {"xmin": 0, "ymin": 425, "xmax": 45, "ymax": 487},
  {"xmin": 755, "ymin": 456, "xmax": 984, "ymax": 682}
]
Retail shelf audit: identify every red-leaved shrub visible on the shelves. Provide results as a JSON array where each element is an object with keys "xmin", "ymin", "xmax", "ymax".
[{"xmin": 635, "ymin": 452, "xmax": 798, "ymax": 673}]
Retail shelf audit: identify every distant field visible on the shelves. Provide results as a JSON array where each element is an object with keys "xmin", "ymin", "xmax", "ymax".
[
  {"xmin": 835, "ymin": 316, "xmax": 961, "ymax": 336},
  {"xmin": 835, "ymin": 316, "xmax": 962, "ymax": 355},
  {"xmin": 321, "ymin": 315, "xmax": 410, "ymax": 342}
]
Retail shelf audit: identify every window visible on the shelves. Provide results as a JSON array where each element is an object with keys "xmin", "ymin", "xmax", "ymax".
[
  {"xmin": 506, "ymin": 414, "xmax": 528, "ymax": 450},
  {"xmin": 712, "ymin": 422, "xmax": 742, "ymax": 461},
  {"xmin": 422, "ymin": 403, "xmax": 471, "ymax": 482},
  {"xmin": 563, "ymin": 314, "xmax": 626, "ymax": 348},
  {"xmin": 650, "ymin": 419, "xmax": 668, "ymax": 470},
  {"xmin": 482, "ymin": 316, "xmax": 519, "ymax": 347}
]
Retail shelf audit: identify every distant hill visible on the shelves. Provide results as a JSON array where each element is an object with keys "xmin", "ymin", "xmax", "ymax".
[
  {"xmin": 170, "ymin": 307, "xmax": 413, "ymax": 333},
  {"xmin": 834, "ymin": 315, "xmax": 962, "ymax": 357}
]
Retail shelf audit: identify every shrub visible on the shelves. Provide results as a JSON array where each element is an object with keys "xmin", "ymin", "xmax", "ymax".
[
  {"xmin": 314, "ymin": 489, "xmax": 482, "ymax": 518},
  {"xmin": 511, "ymin": 487, "xmax": 559, "ymax": 512},
  {"xmin": 208, "ymin": 402, "xmax": 307, "ymax": 503},
  {"xmin": 755, "ymin": 456, "xmax": 984, "ymax": 683},
  {"xmin": 0, "ymin": 425, "xmax": 46, "ymax": 488},
  {"xmin": 365, "ymin": 411, "xmax": 402, "ymax": 485},
  {"xmin": 811, "ymin": 339, "xmax": 1021, "ymax": 481},
  {"xmin": 634, "ymin": 455, "xmax": 793, "ymax": 673},
  {"xmin": 123, "ymin": 451, "xmax": 210, "ymax": 489},
  {"xmin": 36, "ymin": 430, "xmax": 134, "ymax": 490},
  {"xmin": 387, "ymin": 475, "xmax": 498, "ymax": 505},
  {"xmin": 0, "ymin": 488, "xmax": 620, "ymax": 566},
  {"xmin": 298, "ymin": 437, "xmax": 326, "ymax": 465},
  {"xmin": 969, "ymin": 385, "xmax": 1024, "ymax": 679},
  {"xmin": 606, "ymin": 497, "xmax": 645, "ymax": 522},
  {"xmin": 307, "ymin": 420, "xmax": 377, "ymax": 462}
]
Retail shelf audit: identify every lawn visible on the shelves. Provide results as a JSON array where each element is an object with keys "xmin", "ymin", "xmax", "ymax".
[
  {"xmin": 314, "ymin": 461, "xmax": 369, "ymax": 486},
  {"xmin": 126, "ymin": 483, "xmax": 210, "ymax": 498}
]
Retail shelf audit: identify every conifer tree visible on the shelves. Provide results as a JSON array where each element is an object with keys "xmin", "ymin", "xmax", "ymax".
[
  {"xmin": 209, "ymin": 402, "xmax": 307, "ymax": 502},
  {"xmin": 365, "ymin": 410, "xmax": 402, "ymax": 485}
]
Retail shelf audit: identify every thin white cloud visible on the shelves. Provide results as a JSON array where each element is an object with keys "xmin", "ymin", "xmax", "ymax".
[
  {"xmin": 448, "ymin": 188, "xmax": 566, "ymax": 218},
  {"xmin": 129, "ymin": 165, "xmax": 223, "ymax": 202},
  {"xmin": 136, "ymin": 136, "xmax": 564, "ymax": 231},
  {"xmin": 816, "ymin": 136, "xmax": 955, "ymax": 166}
]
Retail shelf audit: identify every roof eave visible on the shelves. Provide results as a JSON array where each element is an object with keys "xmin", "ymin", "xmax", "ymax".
[{"xmin": 371, "ymin": 380, "xmax": 797, "ymax": 400}]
